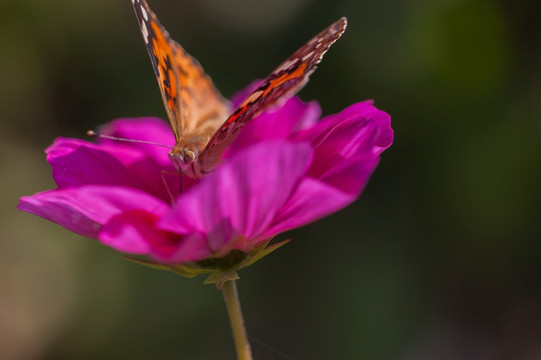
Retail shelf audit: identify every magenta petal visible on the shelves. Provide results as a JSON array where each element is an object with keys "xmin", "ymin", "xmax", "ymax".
[
  {"xmin": 97, "ymin": 117, "xmax": 175, "ymax": 168},
  {"xmin": 294, "ymin": 101, "xmax": 393, "ymax": 180},
  {"xmin": 46, "ymin": 137, "xmax": 176, "ymax": 201},
  {"xmin": 262, "ymin": 103, "xmax": 392, "ymax": 237},
  {"xmin": 99, "ymin": 210, "xmax": 157, "ymax": 254},
  {"xmin": 320, "ymin": 101, "xmax": 393, "ymax": 156},
  {"xmin": 319, "ymin": 153, "xmax": 380, "ymax": 195},
  {"xmin": 264, "ymin": 152, "xmax": 381, "ymax": 241},
  {"xmin": 47, "ymin": 138, "xmax": 143, "ymax": 188},
  {"xmin": 17, "ymin": 186, "xmax": 169, "ymax": 239},
  {"xmin": 101, "ymin": 204, "xmax": 212, "ymax": 262},
  {"xmin": 155, "ymin": 232, "xmax": 214, "ymax": 264},
  {"xmin": 159, "ymin": 142, "xmax": 313, "ymax": 252},
  {"xmin": 100, "ymin": 209, "xmax": 189, "ymax": 261},
  {"xmin": 305, "ymin": 101, "xmax": 393, "ymax": 155},
  {"xmin": 263, "ymin": 177, "xmax": 354, "ymax": 238}
]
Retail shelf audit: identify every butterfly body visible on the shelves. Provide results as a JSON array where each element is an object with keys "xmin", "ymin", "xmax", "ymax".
[{"xmin": 130, "ymin": 0, "xmax": 347, "ymax": 178}]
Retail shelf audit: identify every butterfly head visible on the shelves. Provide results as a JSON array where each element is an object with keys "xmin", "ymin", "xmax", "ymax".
[{"xmin": 169, "ymin": 146, "xmax": 201, "ymax": 178}]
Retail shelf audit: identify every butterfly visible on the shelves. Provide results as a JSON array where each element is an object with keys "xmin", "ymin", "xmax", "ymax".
[{"xmin": 130, "ymin": 0, "xmax": 347, "ymax": 178}]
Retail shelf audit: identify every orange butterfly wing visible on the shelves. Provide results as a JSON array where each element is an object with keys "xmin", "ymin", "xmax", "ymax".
[
  {"xmin": 130, "ymin": 0, "xmax": 230, "ymax": 148},
  {"xmin": 132, "ymin": 0, "xmax": 346, "ymax": 178},
  {"xmin": 199, "ymin": 17, "xmax": 348, "ymax": 173}
]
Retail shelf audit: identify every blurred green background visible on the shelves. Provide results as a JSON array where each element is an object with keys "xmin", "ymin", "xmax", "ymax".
[{"xmin": 2, "ymin": 0, "xmax": 540, "ymax": 359}]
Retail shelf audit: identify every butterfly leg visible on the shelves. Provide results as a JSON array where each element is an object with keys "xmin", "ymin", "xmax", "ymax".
[{"xmin": 160, "ymin": 170, "xmax": 180, "ymax": 205}]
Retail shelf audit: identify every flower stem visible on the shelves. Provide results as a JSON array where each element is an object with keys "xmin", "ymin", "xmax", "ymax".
[{"xmin": 222, "ymin": 279, "xmax": 253, "ymax": 360}]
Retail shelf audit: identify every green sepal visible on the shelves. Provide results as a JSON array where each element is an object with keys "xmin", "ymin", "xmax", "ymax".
[
  {"xmin": 168, "ymin": 264, "xmax": 214, "ymax": 277},
  {"xmin": 123, "ymin": 238, "xmax": 290, "ymax": 286},
  {"xmin": 241, "ymin": 239, "xmax": 291, "ymax": 268},
  {"xmin": 123, "ymin": 256, "xmax": 212, "ymax": 278},
  {"xmin": 123, "ymin": 256, "xmax": 173, "ymax": 272},
  {"xmin": 204, "ymin": 270, "xmax": 239, "ymax": 289}
]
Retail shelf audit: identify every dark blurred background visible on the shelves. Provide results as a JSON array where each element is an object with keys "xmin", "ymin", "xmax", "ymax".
[{"xmin": 2, "ymin": 0, "xmax": 540, "ymax": 359}]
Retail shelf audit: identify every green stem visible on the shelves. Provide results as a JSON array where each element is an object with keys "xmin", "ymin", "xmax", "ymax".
[{"xmin": 222, "ymin": 280, "xmax": 253, "ymax": 360}]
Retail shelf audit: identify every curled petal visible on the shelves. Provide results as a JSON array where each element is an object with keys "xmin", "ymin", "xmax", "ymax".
[{"xmin": 293, "ymin": 101, "xmax": 393, "ymax": 180}]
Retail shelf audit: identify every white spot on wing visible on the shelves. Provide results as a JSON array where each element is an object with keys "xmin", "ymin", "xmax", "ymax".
[
  {"xmin": 302, "ymin": 50, "xmax": 314, "ymax": 61},
  {"xmin": 141, "ymin": 21, "xmax": 149, "ymax": 43},
  {"xmin": 141, "ymin": 7, "xmax": 149, "ymax": 21}
]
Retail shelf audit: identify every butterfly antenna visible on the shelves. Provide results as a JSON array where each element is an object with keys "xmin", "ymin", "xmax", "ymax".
[{"xmin": 87, "ymin": 130, "xmax": 174, "ymax": 150}]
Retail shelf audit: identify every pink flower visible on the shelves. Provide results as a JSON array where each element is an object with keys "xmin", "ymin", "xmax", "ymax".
[{"xmin": 18, "ymin": 87, "xmax": 392, "ymax": 279}]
